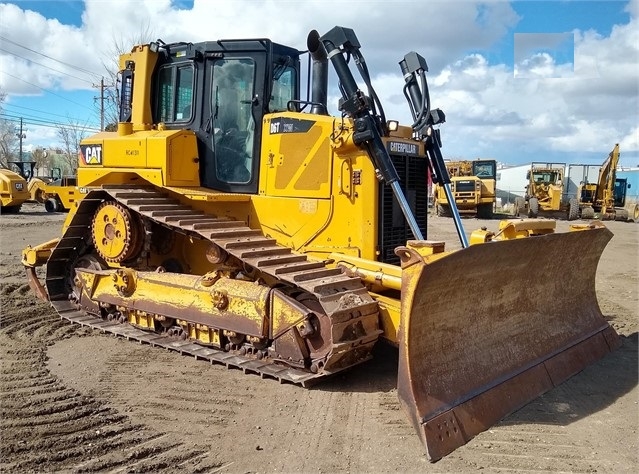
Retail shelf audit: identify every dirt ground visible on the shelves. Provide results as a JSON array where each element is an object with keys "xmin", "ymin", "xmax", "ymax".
[{"xmin": 1, "ymin": 202, "xmax": 637, "ymax": 473}]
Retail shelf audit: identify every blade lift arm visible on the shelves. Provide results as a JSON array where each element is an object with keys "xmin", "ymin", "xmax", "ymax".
[
  {"xmin": 319, "ymin": 27, "xmax": 424, "ymax": 241},
  {"xmin": 399, "ymin": 52, "xmax": 468, "ymax": 248}
]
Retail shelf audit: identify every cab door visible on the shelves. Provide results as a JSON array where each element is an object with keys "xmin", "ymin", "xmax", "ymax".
[{"xmin": 199, "ymin": 53, "xmax": 267, "ymax": 193}]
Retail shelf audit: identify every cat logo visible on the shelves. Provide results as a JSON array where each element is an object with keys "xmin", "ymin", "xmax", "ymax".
[{"xmin": 81, "ymin": 144, "xmax": 103, "ymax": 165}]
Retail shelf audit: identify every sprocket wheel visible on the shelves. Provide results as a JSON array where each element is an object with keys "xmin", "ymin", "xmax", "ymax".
[{"xmin": 92, "ymin": 201, "xmax": 145, "ymax": 263}]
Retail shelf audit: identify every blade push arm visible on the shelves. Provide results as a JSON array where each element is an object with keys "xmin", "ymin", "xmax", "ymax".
[
  {"xmin": 399, "ymin": 52, "xmax": 468, "ymax": 248},
  {"xmin": 319, "ymin": 26, "xmax": 424, "ymax": 241}
]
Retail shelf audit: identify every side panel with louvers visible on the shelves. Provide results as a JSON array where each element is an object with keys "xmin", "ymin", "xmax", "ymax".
[{"xmin": 378, "ymin": 155, "xmax": 429, "ymax": 265}]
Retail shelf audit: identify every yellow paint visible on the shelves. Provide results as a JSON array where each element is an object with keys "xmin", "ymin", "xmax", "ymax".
[
  {"xmin": 84, "ymin": 268, "xmax": 271, "ymax": 338},
  {"xmin": 22, "ymin": 239, "xmax": 59, "ymax": 267},
  {"xmin": 0, "ymin": 169, "xmax": 30, "ymax": 208},
  {"xmin": 119, "ymin": 44, "xmax": 159, "ymax": 130}
]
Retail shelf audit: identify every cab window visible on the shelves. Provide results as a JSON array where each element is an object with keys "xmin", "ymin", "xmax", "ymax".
[
  {"xmin": 269, "ymin": 65, "xmax": 295, "ymax": 112},
  {"xmin": 473, "ymin": 161, "xmax": 496, "ymax": 179},
  {"xmin": 157, "ymin": 64, "xmax": 194, "ymax": 122}
]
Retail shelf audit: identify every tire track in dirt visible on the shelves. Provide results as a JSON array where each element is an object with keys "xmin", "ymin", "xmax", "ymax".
[
  {"xmin": 268, "ymin": 388, "xmax": 337, "ymax": 472},
  {"xmin": 455, "ymin": 335, "xmax": 638, "ymax": 472},
  {"xmin": 0, "ymin": 283, "xmax": 224, "ymax": 472}
]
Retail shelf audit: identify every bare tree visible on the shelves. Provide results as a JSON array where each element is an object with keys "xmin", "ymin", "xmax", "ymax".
[
  {"xmin": 0, "ymin": 89, "xmax": 18, "ymax": 168},
  {"xmin": 57, "ymin": 121, "xmax": 89, "ymax": 175},
  {"xmin": 101, "ymin": 22, "xmax": 156, "ymax": 129},
  {"xmin": 31, "ymin": 147, "xmax": 53, "ymax": 175}
]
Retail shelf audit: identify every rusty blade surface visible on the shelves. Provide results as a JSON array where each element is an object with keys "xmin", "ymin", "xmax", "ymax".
[{"xmin": 397, "ymin": 226, "xmax": 620, "ymax": 462}]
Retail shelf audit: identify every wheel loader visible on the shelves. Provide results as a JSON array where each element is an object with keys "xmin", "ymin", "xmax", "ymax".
[{"xmin": 22, "ymin": 27, "xmax": 619, "ymax": 462}]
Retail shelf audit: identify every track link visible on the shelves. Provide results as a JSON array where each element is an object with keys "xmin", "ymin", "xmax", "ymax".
[{"xmin": 45, "ymin": 186, "xmax": 381, "ymax": 386}]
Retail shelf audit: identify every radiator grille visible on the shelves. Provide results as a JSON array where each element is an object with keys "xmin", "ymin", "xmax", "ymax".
[
  {"xmin": 455, "ymin": 180, "xmax": 476, "ymax": 192},
  {"xmin": 378, "ymin": 155, "xmax": 429, "ymax": 265}
]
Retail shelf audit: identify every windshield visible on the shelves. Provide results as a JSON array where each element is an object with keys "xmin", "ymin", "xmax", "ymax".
[
  {"xmin": 532, "ymin": 171, "xmax": 561, "ymax": 184},
  {"xmin": 473, "ymin": 161, "xmax": 496, "ymax": 179}
]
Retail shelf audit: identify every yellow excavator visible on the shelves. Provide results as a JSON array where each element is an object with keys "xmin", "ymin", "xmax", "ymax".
[
  {"xmin": 578, "ymin": 144, "xmax": 630, "ymax": 221},
  {"xmin": 22, "ymin": 27, "xmax": 619, "ymax": 462}
]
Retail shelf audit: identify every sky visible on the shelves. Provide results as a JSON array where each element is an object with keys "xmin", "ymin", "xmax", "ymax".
[{"xmin": 0, "ymin": 0, "xmax": 637, "ymax": 168}]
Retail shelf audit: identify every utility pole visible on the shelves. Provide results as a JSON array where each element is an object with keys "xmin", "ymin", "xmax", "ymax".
[
  {"xmin": 16, "ymin": 118, "xmax": 26, "ymax": 161},
  {"xmin": 93, "ymin": 77, "xmax": 114, "ymax": 131}
]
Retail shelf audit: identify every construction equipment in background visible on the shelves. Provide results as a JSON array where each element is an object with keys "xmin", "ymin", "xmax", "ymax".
[
  {"xmin": 578, "ymin": 144, "xmax": 630, "ymax": 221},
  {"xmin": 32, "ymin": 174, "xmax": 80, "ymax": 212},
  {"xmin": 21, "ymin": 27, "xmax": 619, "ymax": 462},
  {"xmin": 517, "ymin": 163, "xmax": 579, "ymax": 220},
  {"xmin": 8, "ymin": 160, "xmax": 45, "ymax": 202},
  {"xmin": 433, "ymin": 159, "xmax": 496, "ymax": 218},
  {"xmin": 0, "ymin": 168, "xmax": 30, "ymax": 213},
  {"xmin": 10, "ymin": 162, "xmax": 80, "ymax": 212}
]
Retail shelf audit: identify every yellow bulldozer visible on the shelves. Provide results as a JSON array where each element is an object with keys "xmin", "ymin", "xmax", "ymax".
[
  {"xmin": 433, "ymin": 159, "xmax": 496, "ymax": 218},
  {"xmin": 22, "ymin": 27, "xmax": 619, "ymax": 462}
]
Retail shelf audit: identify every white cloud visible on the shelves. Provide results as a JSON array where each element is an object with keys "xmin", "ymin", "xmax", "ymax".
[
  {"xmin": 514, "ymin": 53, "xmax": 574, "ymax": 79},
  {"xmin": 0, "ymin": 0, "xmax": 636, "ymax": 162}
]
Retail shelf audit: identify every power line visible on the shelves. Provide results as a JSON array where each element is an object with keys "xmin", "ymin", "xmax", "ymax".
[
  {"xmin": 1, "ymin": 111, "xmax": 99, "ymax": 127},
  {"xmin": 0, "ymin": 70, "xmax": 97, "ymax": 112},
  {"xmin": 3, "ymin": 103, "xmax": 94, "ymax": 121},
  {"xmin": 0, "ymin": 35, "xmax": 100, "ymax": 80},
  {"xmin": 0, "ymin": 113, "xmax": 101, "ymax": 132},
  {"xmin": 0, "ymin": 47, "xmax": 95, "ymax": 85}
]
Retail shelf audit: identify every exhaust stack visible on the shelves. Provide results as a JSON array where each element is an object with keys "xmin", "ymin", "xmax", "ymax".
[{"xmin": 307, "ymin": 30, "xmax": 328, "ymax": 115}]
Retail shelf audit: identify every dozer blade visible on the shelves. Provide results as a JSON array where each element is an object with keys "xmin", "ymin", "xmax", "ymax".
[{"xmin": 397, "ymin": 226, "xmax": 620, "ymax": 462}]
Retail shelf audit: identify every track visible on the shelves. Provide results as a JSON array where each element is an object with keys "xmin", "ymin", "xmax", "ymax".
[{"xmin": 44, "ymin": 186, "xmax": 382, "ymax": 385}]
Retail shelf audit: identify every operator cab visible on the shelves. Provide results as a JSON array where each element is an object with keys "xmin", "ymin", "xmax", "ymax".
[
  {"xmin": 531, "ymin": 170, "xmax": 561, "ymax": 185},
  {"xmin": 472, "ymin": 160, "xmax": 496, "ymax": 179},
  {"xmin": 149, "ymin": 40, "xmax": 301, "ymax": 193}
]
